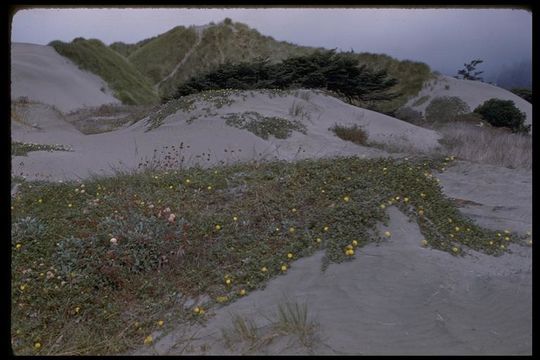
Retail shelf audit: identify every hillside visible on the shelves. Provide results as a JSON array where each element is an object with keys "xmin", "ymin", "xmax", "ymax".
[
  {"xmin": 11, "ymin": 43, "xmax": 120, "ymax": 112},
  {"xmin": 49, "ymin": 38, "xmax": 159, "ymax": 105}
]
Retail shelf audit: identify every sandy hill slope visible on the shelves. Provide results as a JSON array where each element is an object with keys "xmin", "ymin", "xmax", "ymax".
[
  {"xmin": 10, "ymin": 43, "xmax": 120, "ymax": 113},
  {"xmin": 404, "ymin": 75, "xmax": 532, "ymax": 126},
  {"xmin": 11, "ymin": 89, "xmax": 441, "ymax": 182}
]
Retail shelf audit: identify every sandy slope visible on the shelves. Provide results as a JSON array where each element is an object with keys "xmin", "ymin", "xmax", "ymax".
[
  {"xmin": 405, "ymin": 75, "xmax": 532, "ymax": 126},
  {"xmin": 11, "ymin": 43, "xmax": 120, "ymax": 113},
  {"xmin": 137, "ymin": 204, "xmax": 531, "ymax": 355},
  {"xmin": 11, "ymin": 90, "xmax": 442, "ymax": 182}
]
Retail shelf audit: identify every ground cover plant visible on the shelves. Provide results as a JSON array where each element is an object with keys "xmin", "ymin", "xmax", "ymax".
[
  {"xmin": 12, "ymin": 142, "xmax": 72, "ymax": 156},
  {"xmin": 11, "ymin": 155, "xmax": 524, "ymax": 355},
  {"xmin": 223, "ymin": 112, "xmax": 307, "ymax": 139}
]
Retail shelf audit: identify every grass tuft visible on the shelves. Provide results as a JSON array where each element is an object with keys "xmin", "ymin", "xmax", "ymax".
[{"xmin": 330, "ymin": 124, "xmax": 368, "ymax": 145}]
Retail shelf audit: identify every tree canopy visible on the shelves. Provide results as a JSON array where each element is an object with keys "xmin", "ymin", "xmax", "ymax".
[{"xmin": 169, "ymin": 50, "xmax": 400, "ymax": 104}]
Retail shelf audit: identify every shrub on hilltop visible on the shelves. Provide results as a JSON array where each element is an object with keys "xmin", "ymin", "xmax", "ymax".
[
  {"xmin": 473, "ymin": 98, "xmax": 529, "ymax": 133},
  {"xmin": 170, "ymin": 50, "xmax": 400, "ymax": 105}
]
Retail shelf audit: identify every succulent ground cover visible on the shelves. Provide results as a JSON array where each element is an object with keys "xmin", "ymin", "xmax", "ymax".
[
  {"xmin": 11, "ymin": 155, "xmax": 524, "ymax": 355},
  {"xmin": 11, "ymin": 142, "xmax": 72, "ymax": 156}
]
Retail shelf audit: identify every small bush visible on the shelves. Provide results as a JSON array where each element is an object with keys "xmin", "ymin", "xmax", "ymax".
[
  {"xmin": 510, "ymin": 88, "xmax": 532, "ymax": 103},
  {"xmin": 425, "ymin": 96, "xmax": 470, "ymax": 123},
  {"xmin": 474, "ymin": 98, "xmax": 529, "ymax": 133},
  {"xmin": 330, "ymin": 124, "xmax": 368, "ymax": 145},
  {"xmin": 394, "ymin": 106, "xmax": 424, "ymax": 125}
]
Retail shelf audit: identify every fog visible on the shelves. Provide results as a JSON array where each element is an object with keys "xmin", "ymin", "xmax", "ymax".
[{"xmin": 11, "ymin": 7, "xmax": 532, "ymax": 84}]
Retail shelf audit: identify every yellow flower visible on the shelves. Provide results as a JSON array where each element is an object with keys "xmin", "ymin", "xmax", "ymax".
[
  {"xmin": 287, "ymin": 253, "xmax": 293, "ymax": 259},
  {"xmin": 38, "ymin": 199, "xmax": 43, "ymax": 203},
  {"xmin": 384, "ymin": 231, "xmax": 391, "ymax": 237},
  {"xmin": 275, "ymin": 227, "xmax": 280, "ymax": 232},
  {"xmin": 528, "ymin": 240, "xmax": 532, "ymax": 246},
  {"xmin": 207, "ymin": 186, "xmax": 213, "ymax": 190},
  {"xmin": 233, "ymin": 216, "xmax": 238, "ymax": 221},
  {"xmin": 504, "ymin": 230, "xmax": 510, "ymax": 234},
  {"xmin": 239, "ymin": 289, "xmax": 246, "ymax": 296},
  {"xmin": 421, "ymin": 239, "xmax": 428, "ymax": 247},
  {"xmin": 345, "ymin": 249, "xmax": 354, "ymax": 256},
  {"xmin": 345, "ymin": 244, "xmax": 353, "ymax": 250},
  {"xmin": 144, "ymin": 335, "xmax": 153, "ymax": 345},
  {"xmin": 291, "ymin": 208, "xmax": 297, "ymax": 212},
  {"xmin": 504, "ymin": 237, "xmax": 510, "ymax": 241},
  {"xmin": 281, "ymin": 265, "xmax": 288, "ymax": 272},
  {"xmin": 420, "ymin": 193, "xmax": 426, "ymax": 197},
  {"xmin": 489, "ymin": 241, "xmax": 494, "ymax": 245},
  {"xmin": 34, "ymin": 342, "xmax": 41, "ymax": 349},
  {"xmin": 315, "ymin": 238, "xmax": 322, "ymax": 243},
  {"xmin": 323, "ymin": 226, "xmax": 329, "ymax": 232},
  {"xmin": 16, "ymin": 243, "xmax": 22, "ymax": 249},
  {"xmin": 395, "ymin": 196, "xmax": 400, "ymax": 201},
  {"xmin": 68, "ymin": 203, "xmax": 72, "ymax": 208},
  {"xmin": 418, "ymin": 210, "xmax": 424, "ymax": 216},
  {"xmin": 157, "ymin": 320, "xmax": 164, "ymax": 327},
  {"xmin": 452, "ymin": 247, "xmax": 459, "ymax": 253},
  {"xmin": 343, "ymin": 196, "xmax": 350, "ymax": 202},
  {"xmin": 261, "ymin": 267, "xmax": 268, "ymax": 272},
  {"xmin": 352, "ymin": 240, "xmax": 358, "ymax": 246},
  {"xmin": 404, "ymin": 197, "xmax": 409, "ymax": 202},
  {"xmin": 215, "ymin": 224, "xmax": 221, "ymax": 230},
  {"xmin": 380, "ymin": 204, "xmax": 386, "ymax": 209},
  {"xmin": 169, "ymin": 185, "xmax": 173, "ymax": 189},
  {"xmin": 75, "ymin": 306, "xmax": 80, "ymax": 314},
  {"xmin": 497, "ymin": 233, "xmax": 501, "ymax": 237},
  {"xmin": 321, "ymin": 189, "xmax": 325, "ymax": 193},
  {"xmin": 19, "ymin": 284, "xmax": 26, "ymax": 291},
  {"xmin": 449, "ymin": 234, "xmax": 454, "ymax": 238},
  {"xmin": 455, "ymin": 227, "xmax": 460, "ymax": 232},
  {"xmin": 216, "ymin": 296, "xmax": 228, "ymax": 303},
  {"xmin": 193, "ymin": 306, "xmax": 201, "ymax": 314},
  {"xmin": 289, "ymin": 227, "xmax": 295, "ymax": 233},
  {"xmin": 382, "ymin": 167, "xmax": 387, "ymax": 171},
  {"xmin": 185, "ymin": 179, "xmax": 191, "ymax": 184},
  {"xmin": 500, "ymin": 244, "xmax": 506, "ymax": 249},
  {"xmin": 225, "ymin": 278, "xmax": 232, "ymax": 285},
  {"xmin": 448, "ymin": 218, "xmax": 453, "ymax": 223}
]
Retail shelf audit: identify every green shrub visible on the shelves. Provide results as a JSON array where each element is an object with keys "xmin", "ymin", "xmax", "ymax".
[
  {"xmin": 473, "ymin": 98, "xmax": 529, "ymax": 133},
  {"xmin": 394, "ymin": 106, "xmax": 424, "ymax": 125},
  {"xmin": 425, "ymin": 96, "xmax": 470, "ymax": 123},
  {"xmin": 510, "ymin": 88, "xmax": 532, "ymax": 103},
  {"xmin": 330, "ymin": 124, "xmax": 368, "ymax": 145}
]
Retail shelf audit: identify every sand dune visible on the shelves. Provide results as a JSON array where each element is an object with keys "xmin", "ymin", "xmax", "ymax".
[
  {"xmin": 11, "ymin": 89, "xmax": 442, "ymax": 182},
  {"xmin": 406, "ymin": 75, "xmax": 532, "ymax": 126},
  {"xmin": 11, "ymin": 43, "xmax": 120, "ymax": 113}
]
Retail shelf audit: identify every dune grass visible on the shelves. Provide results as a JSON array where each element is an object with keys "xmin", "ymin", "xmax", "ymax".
[
  {"xmin": 11, "ymin": 155, "xmax": 522, "ymax": 355},
  {"xmin": 330, "ymin": 124, "xmax": 369, "ymax": 146},
  {"xmin": 437, "ymin": 121, "xmax": 532, "ymax": 169},
  {"xmin": 49, "ymin": 38, "xmax": 158, "ymax": 105}
]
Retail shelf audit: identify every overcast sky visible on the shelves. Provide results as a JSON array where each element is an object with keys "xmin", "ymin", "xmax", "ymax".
[{"xmin": 11, "ymin": 7, "xmax": 532, "ymax": 77}]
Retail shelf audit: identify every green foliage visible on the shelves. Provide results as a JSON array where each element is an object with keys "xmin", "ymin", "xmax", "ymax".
[
  {"xmin": 223, "ymin": 111, "xmax": 307, "ymax": 139},
  {"xmin": 425, "ymin": 96, "xmax": 470, "ymax": 123},
  {"xmin": 12, "ymin": 142, "xmax": 72, "ymax": 156},
  {"xmin": 330, "ymin": 124, "xmax": 368, "ymax": 145},
  {"xmin": 473, "ymin": 98, "xmax": 529, "ymax": 133},
  {"xmin": 12, "ymin": 156, "xmax": 521, "ymax": 354},
  {"xmin": 393, "ymin": 107, "xmax": 424, "ymax": 126},
  {"xmin": 171, "ymin": 50, "xmax": 400, "ymax": 105},
  {"xmin": 49, "ymin": 38, "xmax": 158, "ymax": 105},
  {"xmin": 510, "ymin": 88, "xmax": 532, "ymax": 103}
]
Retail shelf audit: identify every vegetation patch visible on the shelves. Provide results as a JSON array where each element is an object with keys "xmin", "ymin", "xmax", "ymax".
[
  {"xmin": 11, "ymin": 156, "xmax": 523, "ymax": 355},
  {"xmin": 330, "ymin": 124, "xmax": 368, "ymax": 146},
  {"xmin": 393, "ymin": 106, "xmax": 424, "ymax": 126},
  {"xmin": 473, "ymin": 98, "xmax": 529, "ymax": 133},
  {"xmin": 425, "ymin": 96, "xmax": 470, "ymax": 124},
  {"xmin": 49, "ymin": 38, "xmax": 158, "ymax": 105},
  {"xmin": 12, "ymin": 142, "xmax": 72, "ymax": 157},
  {"xmin": 223, "ymin": 112, "xmax": 307, "ymax": 139}
]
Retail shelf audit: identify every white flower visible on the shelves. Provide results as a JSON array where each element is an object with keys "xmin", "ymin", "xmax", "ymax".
[
  {"xmin": 168, "ymin": 213, "xmax": 176, "ymax": 222},
  {"xmin": 110, "ymin": 237, "xmax": 118, "ymax": 245}
]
